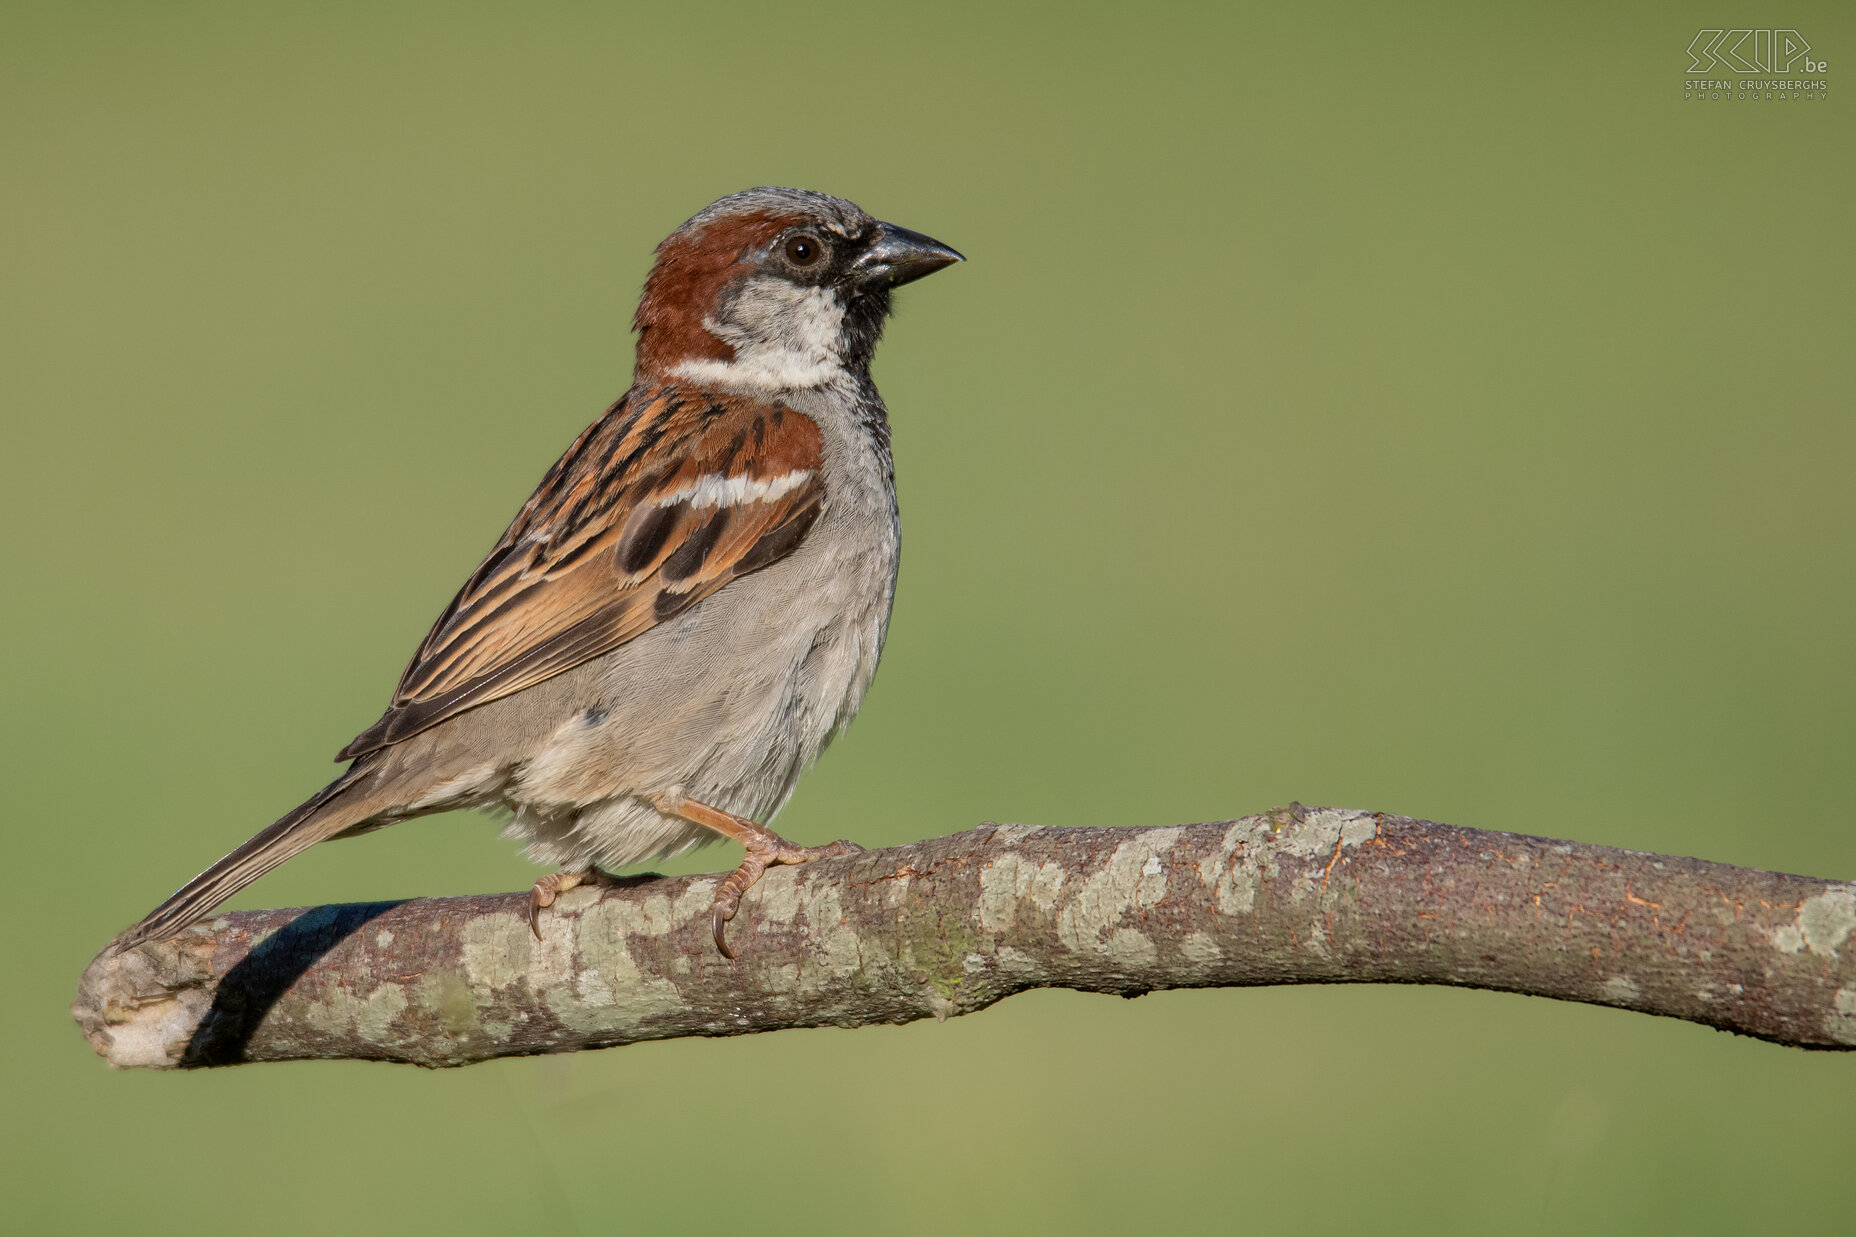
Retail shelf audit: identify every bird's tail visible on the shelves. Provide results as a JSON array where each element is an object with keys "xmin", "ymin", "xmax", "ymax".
[{"xmin": 115, "ymin": 768, "xmax": 381, "ymax": 952}]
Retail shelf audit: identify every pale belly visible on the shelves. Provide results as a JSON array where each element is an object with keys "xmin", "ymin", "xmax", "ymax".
[{"xmin": 490, "ymin": 494, "xmax": 897, "ymax": 869}]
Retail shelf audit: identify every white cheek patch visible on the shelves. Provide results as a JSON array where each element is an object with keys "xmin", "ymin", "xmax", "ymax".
[
  {"xmin": 652, "ymin": 469, "xmax": 813, "ymax": 509},
  {"xmin": 671, "ymin": 278, "xmax": 849, "ymax": 392}
]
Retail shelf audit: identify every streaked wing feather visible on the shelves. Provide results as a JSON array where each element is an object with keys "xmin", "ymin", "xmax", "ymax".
[{"xmin": 337, "ymin": 388, "xmax": 825, "ymax": 760}]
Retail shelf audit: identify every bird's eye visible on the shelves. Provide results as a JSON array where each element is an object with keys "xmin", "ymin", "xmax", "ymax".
[{"xmin": 784, "ymin": 234, "xmax": 821, "ymax": 267}]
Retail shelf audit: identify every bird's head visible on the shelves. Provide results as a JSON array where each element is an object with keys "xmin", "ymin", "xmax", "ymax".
[{"xmin": 633, "ymin": 187, "xmax": 962, "ymax": 392}]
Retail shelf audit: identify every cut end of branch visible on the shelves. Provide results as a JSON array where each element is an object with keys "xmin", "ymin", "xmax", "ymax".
[{"xmin": 75, "ymin": 931, "xmax": 222, "ymax": 1069}]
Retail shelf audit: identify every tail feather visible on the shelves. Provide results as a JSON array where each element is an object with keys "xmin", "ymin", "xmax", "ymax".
[{"xmin": 116, "ymin": 771, "xmax": 379, "ymax": 952}]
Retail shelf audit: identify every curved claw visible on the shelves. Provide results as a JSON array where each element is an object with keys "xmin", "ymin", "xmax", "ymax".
[
  {"xmin": 530, "ymin": 866, "xmax": 613, "ymax": 940},
  {"xmin": 713, "ymin": 904, "xmax": 737, "ymax": 959}
]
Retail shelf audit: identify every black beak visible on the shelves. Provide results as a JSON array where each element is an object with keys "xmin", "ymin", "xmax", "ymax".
[{"xmin": 851, "ymin": 221, "xmax": 964, "ymax": 291}]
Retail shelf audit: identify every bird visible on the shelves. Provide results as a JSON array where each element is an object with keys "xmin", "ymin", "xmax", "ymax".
[{"xmin": 118, "ymin": 186, "xmax": 962, "ymax": 958}]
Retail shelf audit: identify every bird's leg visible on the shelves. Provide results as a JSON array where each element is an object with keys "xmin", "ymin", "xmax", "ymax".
[
  {"xmin": 528, "ymin": 864, "xmax": 624, "ymax": 939},
  {"xmin": 652, "ymin": 793, "xmax": 862, "ymax": 958}
]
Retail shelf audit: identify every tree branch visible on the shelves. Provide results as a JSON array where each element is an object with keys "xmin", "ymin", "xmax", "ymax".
[{"xmin": 73, "ymin": 808, "xmax": 1856, "ymax": 1068}]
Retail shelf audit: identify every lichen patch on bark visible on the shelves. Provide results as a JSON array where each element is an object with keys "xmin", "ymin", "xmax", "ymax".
[
  {"xmin": 462, "ymin": 912, "xmax": 534, "ymax": 989},
  {"xmin": 1769, "ymin": 885, "xmax": 1856, "ymax": 957},
  {"xmin": 1056, "ymin": 829, "xmax": 1180, "ymax": 953},
  {"xmin": 1198, "ymin": 820, "xmax": 1266, "ymax": 915},
  {"xmin": 1829, "ymin": 988, "xmax": 1856, "ymax": 1046},
  {"xmin": 1601, "ymin": 976, "xmax": 1641, "ymax": 1005},
  {"xmin": 976, "ymin": 851, "xmax": 1065, "ymax": 934},
  {"xmin": 1178, "ymin": 931, "xmax": 1224, "ymax": 967}
]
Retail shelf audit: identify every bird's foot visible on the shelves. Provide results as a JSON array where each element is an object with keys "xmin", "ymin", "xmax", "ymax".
[
  {"xmin": 528, "ymin": 864, "xmax": 624, "ymax": 939},
  {"xmin": 649, "ymin": 793, "xmax": 862, "ymax": 958},
  {"xmin": 710, "ymin": 833, "xmax": 863, "ymax": 959}
]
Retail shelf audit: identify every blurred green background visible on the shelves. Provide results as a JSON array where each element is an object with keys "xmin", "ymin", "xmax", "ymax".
[{"xmin": 3, "ymin": 2, "xmax": 1852, "ymax": 1232}]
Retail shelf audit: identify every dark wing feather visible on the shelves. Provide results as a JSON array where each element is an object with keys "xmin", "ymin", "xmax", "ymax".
[{"xmin": 337, "ymin": 387, "xmax": 825, "ymax": 760}]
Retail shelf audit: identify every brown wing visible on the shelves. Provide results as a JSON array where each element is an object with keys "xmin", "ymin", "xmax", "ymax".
[{"xmin": 337, "ymin": 386, "xmax": 825, "ymax": 761}]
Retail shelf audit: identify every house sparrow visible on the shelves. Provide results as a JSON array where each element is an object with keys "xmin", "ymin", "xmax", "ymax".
[{"xmin": 120, "ymin": 187, "xmax": 962, "ymax": 958}]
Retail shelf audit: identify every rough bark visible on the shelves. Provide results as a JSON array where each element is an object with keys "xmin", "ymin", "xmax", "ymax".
[{"xmin": 73, "ymin": 808, "xmax": 1856, "ymax": 1068}]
